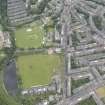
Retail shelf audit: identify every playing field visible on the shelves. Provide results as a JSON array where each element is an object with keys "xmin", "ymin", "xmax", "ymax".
[
  {"xmin": 96, "ymin": 87, "xmax": 105, "ymax": 97},
  {"xmin": 16, "ymin": 54, "xmax": 61, "ymax": 88},
  {"xmin": 15, "ymin": 21, "xmax": 44, "ymax": 48}
]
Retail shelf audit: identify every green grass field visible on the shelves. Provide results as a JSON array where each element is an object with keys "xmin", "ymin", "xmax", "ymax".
[
  {"xmin": 16, "ymin": 54, "xmax": 61, "ymax": 88},
  {"xmin": 15, "ymin": 21, "xmax": 44, "ymax": 48},
  {"xmin": 0, "ymin": 51, "xmax": 5, "ymax": 62},
  {"xmin": 77, "ymin": 96, "xmax": 97, "ymax": 105},
  {"xmin": 0, "ymin": 25, "xmax": 2, "ymax": 31},
  {"xmin": 72, "ymin": 78, "xmax": 89, "ymax": 89}
]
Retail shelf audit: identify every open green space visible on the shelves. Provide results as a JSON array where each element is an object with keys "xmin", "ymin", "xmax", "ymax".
[
  {"xmin": 15, "ymin": 21, "xmax": 44, "ymax": 48},
  {"xmin": 101, "ymin": 97, "xmax": 105, "ymax": 104},
  {"xmin": 0, "ymin": 24, "xmax": 2, "ymax": 31},
  {"xmin": 0, "ymin": 51, "xmax": 6, "ymax": 62},
  {"xmin": 93, "ymin": 16, "xmax": 102, "ymax": 30},
  {"xmin": 76, "ymin": 96, "xmax": 97, "ymax": 105},
  {"xmin": 16, "ymin": 54, "xmax": 61, "ymax": 88},
  {"xmin": 96, "ymin": 87, "xmax": 105, "ymax": 98},
  {"xmin": 71, "ymin": 78, "xmax": 89, "ymax": 89},
  {"xmin": 44, "ymin": 17, "xmax": 55, "ymax": 32}
]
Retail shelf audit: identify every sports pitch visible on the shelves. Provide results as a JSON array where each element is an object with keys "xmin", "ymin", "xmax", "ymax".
[
  {"xmin": 16, "ymin": 54, "xmax": 61, "ymax": 88},
  {"xmin": 15, "ymin": 21, "xmax": 44, "ymax": 48},
  {"xmin": 96, "ymin": 87, "xmax": 105, "ymax": 97}
]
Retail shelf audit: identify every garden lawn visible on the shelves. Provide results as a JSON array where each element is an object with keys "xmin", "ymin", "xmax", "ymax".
[
  {"xmin": 77, "ymin": 96, "xmax": 97, "ymax": 105},
  {"xmin": 71, "ymin": 78, "xmax": 89, "ymax": 89},
  {"xmin": 16, "ymin": 54, "xmax": 61, "ymax": 88},
  {"xmin": 96, "ymin": 87, "xmax": 105, "ymax": 97},
  {"xmin": 0, "ymin": 51, "xmax": 5, "ymax": 62},
  {"xmin": 15, "ymin": 21, "xmax": 44, "ymax": 48}
]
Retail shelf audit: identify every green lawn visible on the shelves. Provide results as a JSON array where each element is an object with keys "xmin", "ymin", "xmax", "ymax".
[
  {"xmin": 72, "ymin": 78, "xmax": 89, "ymax": 89},
  {"xmin": 0, "ymin": 24, "xmax": 2, "ymax": 31},
  {"xmin": 0, "ymin": 51, "xmax": 5, "ymax": 62},
  {"xmin": 16, "ymin": 54, "xmax": 61, "ymax": 88},
  {"xmin": 77, "ymin": 96, "xmax": 97, "ymax": 105},
  {"xmin": 102, "ymin": 97, "xmax": 105, "ymax": 104},
  {"xmin": 15, "ymin": 21, "xmax": 44, "ymax": 48}
]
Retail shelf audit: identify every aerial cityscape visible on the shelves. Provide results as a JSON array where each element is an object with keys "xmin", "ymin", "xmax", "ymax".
[{"xmin": 1, "ymin": 0, "xmax": 105, "ymax": 105}]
